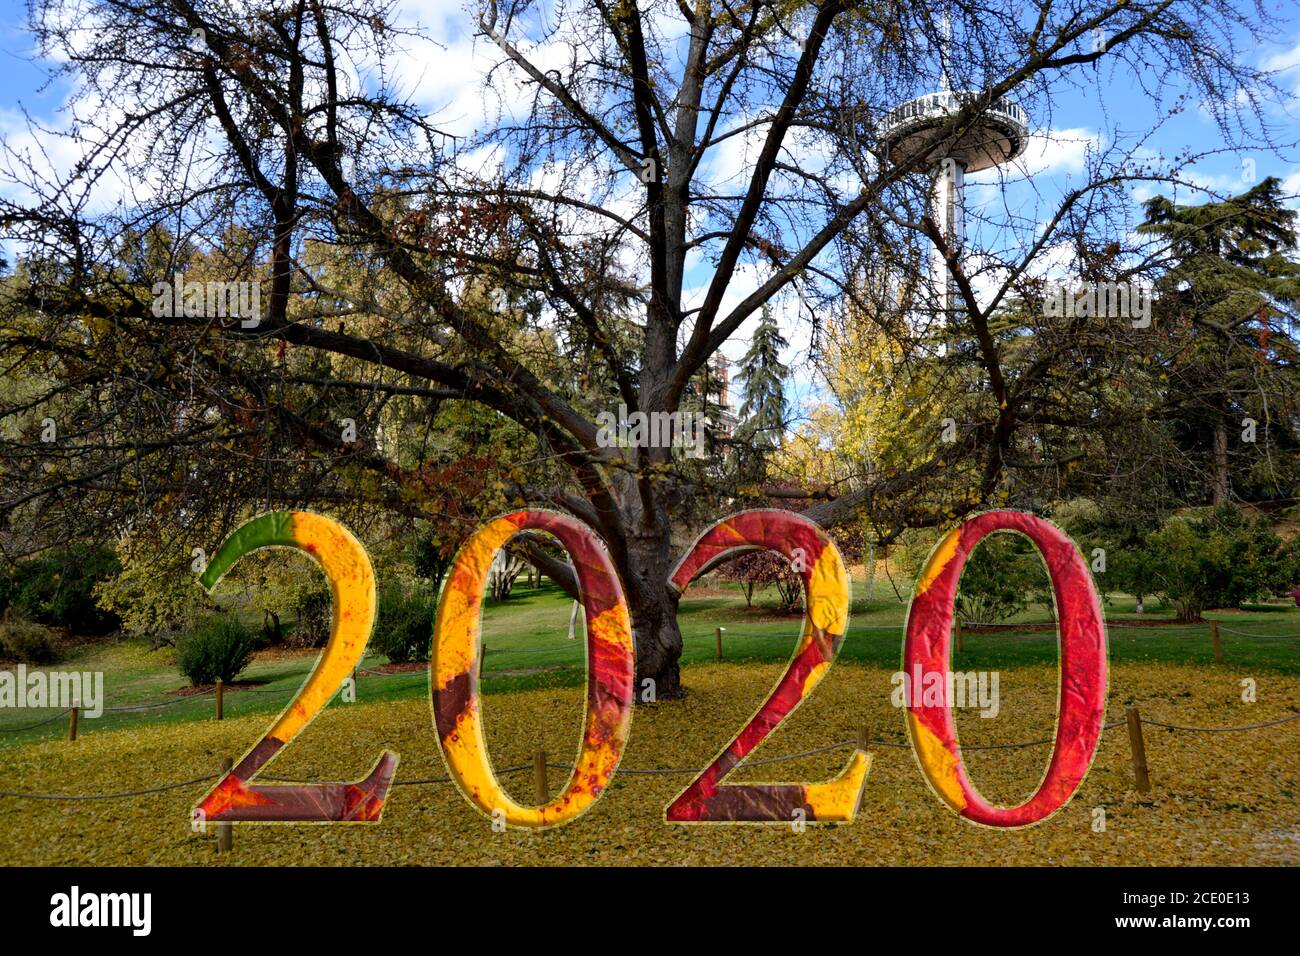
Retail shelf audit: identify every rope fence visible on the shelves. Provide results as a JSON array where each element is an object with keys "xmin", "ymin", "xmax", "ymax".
[
  {"xmin": 0, "ymin": 709, "xmax": 72, "ymax": 732},
  {"xmin": 0, "ymin": 775, "xmax": 220, "ymax": 801},
  {"xmin": 1139, "ymin": 711, "xmax": 1300, "ymax": 733},
  {"xmin": 2, "ymin": 618, "xmax": 1298, "ymax": 825},
  {"xmin": 1, "ymin": 709, "xmax": 1295, "ymax": 802},
  {"xmin": 1216, "ymin": 623, "xmax": 1300, "ymax": 639}
]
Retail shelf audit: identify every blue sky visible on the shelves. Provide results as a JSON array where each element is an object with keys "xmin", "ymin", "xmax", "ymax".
[{"xmin": 2, "ymin": 1, "xmax": 1298, "ymax": 416}]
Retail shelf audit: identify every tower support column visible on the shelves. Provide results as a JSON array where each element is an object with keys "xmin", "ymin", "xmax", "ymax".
[{"xmin": 932, "ymin": 156, "xmax": 967, "ymax": 328}]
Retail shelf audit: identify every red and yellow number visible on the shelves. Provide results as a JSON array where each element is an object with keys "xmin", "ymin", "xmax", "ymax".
[
  {"xmin": 194, "ymin": 512, "xmax": 397, "ymax": 823},
  {"xmin": 431, "ymin": 511, "xmax": 634, "ymax": 828},
  {"xmin": 903, "ymin": 511, "xmax": 1107, "ymax": 828},
  {"xmin": 664, "ymin": 510, "xmax": 871, "ymax": 823},
  {"xmin": 185, "ymin": 507, "xmax": 1107, "ymax": 833}
]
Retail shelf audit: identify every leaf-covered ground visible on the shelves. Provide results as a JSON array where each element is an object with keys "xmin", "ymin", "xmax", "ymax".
[{"xmin": 1, "ymin": 661, "xmax": 1297, "ymax": 865}]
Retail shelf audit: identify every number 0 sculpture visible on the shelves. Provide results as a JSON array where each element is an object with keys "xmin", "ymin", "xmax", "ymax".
[
  {"xmin": 431, "ymin": 511, "xmax": 635, "ymax": 828},
  {"xmin": 903, "ymin": 511, "xmax": 1108, "ymax": 827}
]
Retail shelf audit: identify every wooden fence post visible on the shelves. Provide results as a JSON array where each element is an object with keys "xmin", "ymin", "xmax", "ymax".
[
  {"xmin": 856, "ymin": 726, "xmax": 870, "ymax": 753},
  {"xmin": 533, "ymin": 749, "xmax": 548, "ymax": 805},
  {"xmin": 479, "ymin": 643, "xmax": 486, "ymax": 680},
  {"xmin": 67, "ymin": 703, "xmax": 79, "ymax": 742},
  {"xmin": 1125, "ymin": 706, "xmax": 1151, "ymax": 793},
  {"xmin": 215, "ymin": 678, "xmax": 224, "ymax": 721},
  {"xmin": 715, "ymin": 627, "xmax": 725, "ymax": 661},
  {"xmin": 217, "ymin": 757, "xmax": 233, "ymax": 854},
  {"xmin": 955, "ymin": 618, "xmax": 964, "ymax": 654},
  {"xmin": 1211, "ymin": 621, "xmax": 1225, "ymax": 664}
]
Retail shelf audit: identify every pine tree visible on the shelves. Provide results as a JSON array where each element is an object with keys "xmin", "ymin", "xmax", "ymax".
[
  {"xmin": 735, "ymin": 306, "xmax": 790, "ymax": 457},
  {"xmin": 1138, "ymin": 177, "xmax": 1300, "ymax": 505}
]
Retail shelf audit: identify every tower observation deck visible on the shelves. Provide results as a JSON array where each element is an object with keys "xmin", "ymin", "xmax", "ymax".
[{"xmin": 877, "ymin": 90, "xmax": 1030, "ymax": 342}]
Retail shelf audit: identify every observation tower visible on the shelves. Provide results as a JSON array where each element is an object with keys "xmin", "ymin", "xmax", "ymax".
[{"xmin": 878, "ymin": 69, "xmax": 1029, "ymax": 340}]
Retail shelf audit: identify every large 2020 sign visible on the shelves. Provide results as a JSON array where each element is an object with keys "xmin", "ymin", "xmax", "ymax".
[{"xmin": 192, "ymin": 509, "xmax": 1107, "ymax": 830}]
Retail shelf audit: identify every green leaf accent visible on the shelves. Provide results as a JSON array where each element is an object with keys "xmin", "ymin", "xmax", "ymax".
[{"xmin": 198, "ymin": 512, "xmax": 298, "ymax": 591}]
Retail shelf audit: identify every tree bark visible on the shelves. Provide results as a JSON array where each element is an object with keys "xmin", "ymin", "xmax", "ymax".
[
  {"xmin": 628, "ymin": 593, "xmax": 684, "ymax": 700},
  {"xmin": 864, "ymin": 539, "xmax": 876, "ymax": 604},
  {"xmin": 621, "ymin": 533, "xmax": 685, "ymax": 700},
  {"xmin": 1212, "ymin": 417, "xmax": 1230, "ymax": 505}
]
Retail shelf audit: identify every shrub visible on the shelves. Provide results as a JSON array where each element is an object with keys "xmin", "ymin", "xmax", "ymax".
[
  {"xmin": 955, "ymin": 533, "xmax": 1041, "ymax": 624},
  {"xmin": 92, "ymin": 544, "xmax": 208, "ymax": 638},
  {"xmin": 0, "ymin": 545, "xmax": 121, "ymax": 634},
  {"xmin": 0, "ymin": 616, "xmax": 59, "ymax": 664},
  {"xmin": 288, "ymin": 588, "xmax": 332, "ymax": 648},
  {"xmin": 713, "ymin": 550, "xmax": 803, "ymax": 611},
  {"xmin": 1143, "ymin": 508, "xmax": 1300, "ymax": 622},
  {"xmin": 372, "ymin": 588, "xmax": 433, "ymax": 664},
  {"xmin": 176, "ymin": 617, "xmax": 257, "ymax": 686}
]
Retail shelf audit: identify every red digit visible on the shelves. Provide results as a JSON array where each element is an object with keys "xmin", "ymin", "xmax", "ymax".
[
  {"xmin": 664, "ymin": 510, "xmax": 871, "ymax": 823},
  {"xmin": 903, "ymin": 511, "xmax": 1107, "ymax": 827}
]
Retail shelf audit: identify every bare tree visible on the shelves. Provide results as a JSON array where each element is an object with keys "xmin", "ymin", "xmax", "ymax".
[{"xmin": 0, "ymin": 0, "xmax": 1292, "ymax": 696}]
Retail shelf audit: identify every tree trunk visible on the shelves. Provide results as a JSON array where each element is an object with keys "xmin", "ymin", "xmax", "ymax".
[
  {"xmin": 1212, "ymin": 418, "xmax": 1229, "ymax": 505},
  {"xmin": 620, "ymin": 533, "xmax": 685, "ymax": 700},
  {"xmin": 1176, "ymin": 596, "xmax": 1202, "ymax": 623},
  {"xmin": 627, "ymin": 592, "xmax": 684, "ymax": 699},
  {"xmin": 864, "ymin": 539, "xmax": 876, "ymax": 604}
]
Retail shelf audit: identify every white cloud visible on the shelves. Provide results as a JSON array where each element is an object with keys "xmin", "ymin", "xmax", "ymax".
[
  {"xmin": 1004, "ymin": 126, "xmax": 1102, "ymax": 179},
  {"xmin": 1260, "ymin": 35, "xmax": 1300, "ymax": 106},
  {"xmin": 1263, "ymin": 40, "xmax": 1300, "ymax": 73},
  {"xmin": 1281, "ymin": 170, "xmax": 1300, "ymax": 211}
]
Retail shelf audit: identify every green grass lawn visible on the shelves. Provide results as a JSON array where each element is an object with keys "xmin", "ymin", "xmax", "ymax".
[{"xmin": 3, "ymin": 574, "xmax": 1298, "ymax": 749}]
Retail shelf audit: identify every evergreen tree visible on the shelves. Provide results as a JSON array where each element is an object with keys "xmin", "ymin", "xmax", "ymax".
[
  {"xmin": 1138, "ymin": 177, "xmax": 1300, "ymax": 505},
  {"xmin": 735, "ymin": 306, "xmax": 790, "ymax": 455}
]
